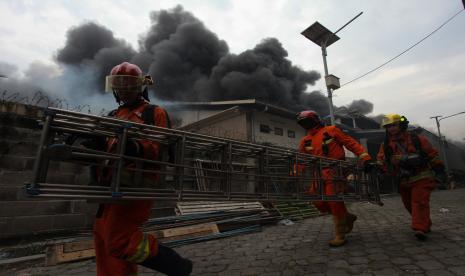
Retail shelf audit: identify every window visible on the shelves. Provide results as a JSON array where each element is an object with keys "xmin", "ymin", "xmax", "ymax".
[
  {"xmin": 260, "ymin": 124, "xmax": 271, "ymax": 133},
  {"xmin": 274, "ymin": 127, "xmax": 283, "ymax": 136},
  {"xmin": 287, "ymin": 130, "xmax": 295, "ymax": 138}
]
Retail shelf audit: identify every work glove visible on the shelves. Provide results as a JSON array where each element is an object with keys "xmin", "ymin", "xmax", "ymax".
[{"xmin": 363, "ymin": 160, "xmax": 376, "ymax": 174}]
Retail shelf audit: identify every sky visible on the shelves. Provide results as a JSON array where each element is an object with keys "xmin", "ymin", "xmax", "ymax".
[{"xmin": 0, "ymin": 0, "xmax": 464, "ymax": 141}]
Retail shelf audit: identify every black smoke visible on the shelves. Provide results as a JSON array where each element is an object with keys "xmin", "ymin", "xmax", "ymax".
[
  {"xmin": 194, "ymin": 38, "xmax": 323, "ymax": 111},
  {"xmin": 346, "ymin": 99, "xmax": 373, "ymax": 115},
  {"xmin": 56, "ymin": 22, "xmax": 136, "ymax": 92},
  {"xmin": 136, "ymin": 6, "xmax": 229, "ymax": 100},
  {"xmin": 52, "ymin": 5, "xmax": 323, "ymax": 111},
  {"xmin": 2, "ymin": 5, "xmax": 372, "ymax": 117}
]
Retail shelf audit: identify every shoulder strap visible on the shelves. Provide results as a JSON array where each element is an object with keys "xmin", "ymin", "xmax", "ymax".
[
  {"xmin": 141, "ymin": 104, "xmax": 157, "ymax": 126},
  {"xmin": 409, "ymin": 131, "xmax": 428, "ymax": 160},
  {"xmin": 322, "ymin": 132, "xmax": 332, "ymax": 156},
  {"xmin": 107, "ymin": 109, "xmax": 117, "ymax": 117},
  {"xmin": 383, "ymin": 133, "xmax": 393, "ymax": 164},
  {"xmin": 163, "ymin": 108, "xmax": 172, "ymax": 129}
]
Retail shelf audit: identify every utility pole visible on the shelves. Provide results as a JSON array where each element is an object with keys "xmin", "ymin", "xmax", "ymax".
[{"xmin": 430, "ymin": 116, "xmax": 449, "ymax": 174}]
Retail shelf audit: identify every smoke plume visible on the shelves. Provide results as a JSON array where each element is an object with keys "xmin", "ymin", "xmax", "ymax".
[
  {"xmin": 346, "ymin": 99, "xmax": 373, "ymax": 115},
  {"xmin": 1, "ymin": 5, "xmax": 372, "ymax": 117}
]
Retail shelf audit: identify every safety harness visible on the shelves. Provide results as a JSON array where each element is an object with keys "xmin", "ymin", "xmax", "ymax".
[{"xmin": 383, "ymin": 131, "xmax": 431, "ymax": 182}]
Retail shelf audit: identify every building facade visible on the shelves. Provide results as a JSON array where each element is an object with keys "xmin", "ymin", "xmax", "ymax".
[{"xmin": 166, "ymin": 99, "xmax": 306, "ymax": 149}]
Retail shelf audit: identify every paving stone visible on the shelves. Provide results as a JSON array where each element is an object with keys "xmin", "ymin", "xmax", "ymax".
[
  {"xmin": 399, "ymin": 264, "xmax": 424, "ymax": 274},
  {"xmin": 325, "ymin": 268, "xmax": 350, "ymax": 276},
  {"xmin": 412, "ymin": 254, "xmax": 433, "ymax": 261},
  {"xmin": 367, "ymin": 253, "xmax": 389, "ymax": 261},
  {"xmin": 373, "ymin": 268, "xmax": 401, "ymax": 276},
  {"xmin": 391, "ymin": 257, "xmax": 412, "ymax": 265},
  {"xmin": 348, "ymin": 250, "xmax": 367, "ymax": 257},
  {"xmin": 448, "ymin": 266, "xmax": 465, "ymax": 275},
  {"xmin": 416, "ymin": 260, "xmax": 444, "ymax": 270},
  {"xmin": 347, "ymin": 264, "xmax": 368, "ymax": 274},
  {"xmin": 426, "ymin": 270, "xmax": 455, "ymax": 276},
  {"xmin": 347, "ymin": 256, "xmax": 369, "ymax": 265},
  {"xmin": 4, "ymin": 189, "xmax": 465, "ymax": 275},
  {"xmin": 368, "ymin": 260, "xmax": 392, "ymax": 270}
]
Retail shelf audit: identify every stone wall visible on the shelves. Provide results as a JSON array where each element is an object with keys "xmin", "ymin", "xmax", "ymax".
[{"xmin": 0, "ymin": 102, "xmax": 101, "ymax": 240}]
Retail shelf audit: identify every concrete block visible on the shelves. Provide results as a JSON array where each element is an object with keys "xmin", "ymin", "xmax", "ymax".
[
  {"xmin": 0, "ymin": 139, "xmax": 39, "ymax": 156},
  {"xmin": 74, "ymin": 172, "xmax": 91, "ymax": 186},
  {"xmin": 12, "ymin": 215, "xmax": 54, "ymax": 235},
  {"xmin": 0, "ymin": 155, "xmax": 35, "ymax": 171},
  {"xmin": 0, "ymin": 124, "xmax": 41, "ymax": 140},
  {"xmin": 0, "ymin": 186, "xmax": 22, "ymax": 200},
  {"xmin": 70, "ymin": 200, "xmax": 98, "ymax": 214},
  {"xmin": 0, "ymin": 171, "xmax": 34, "ymax": 186},
  {"xmin": 52, "ymin": 214, "xmax": 88, "ymax": 230},
  {"xmin": 46, "ymin": 172, "xmax": 76, "ymax": 184},
  {"xmin": 59, "ymin": 162, "xmax": 84, "ymax": 174},
  {"xmin": 0, "ymin": 217, "xmax": 14, "ymax": 237},
  {"xmin": 0, "ymin": 200, "xmax": 72, "ymax": 217}
]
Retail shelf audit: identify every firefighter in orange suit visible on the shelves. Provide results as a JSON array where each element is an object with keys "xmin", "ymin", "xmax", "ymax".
[
  {"xmin": 377, "ymin": 114, "xmax": 445, "ymax": 241},
  {"xmin": 296, "ymin": 110, "xmax": 373, "ymax": 247},
  {"xmin": 86, "ymin": 62, "xmax": 192, "ymax": 275}
]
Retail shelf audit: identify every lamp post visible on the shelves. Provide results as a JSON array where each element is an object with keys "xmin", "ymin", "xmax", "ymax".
[
  {"xmin": 301, "ymin": 12, "xmax": 363, "ymax": 125},
  {"xmin": 430, "ymin": 111, "xmax": 465, "ymax": 174}
]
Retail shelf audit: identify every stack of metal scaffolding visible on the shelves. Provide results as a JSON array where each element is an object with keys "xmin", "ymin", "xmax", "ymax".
[{"xmin": 25, "ymin": 107, "xmax": 381, "ymax": 204}]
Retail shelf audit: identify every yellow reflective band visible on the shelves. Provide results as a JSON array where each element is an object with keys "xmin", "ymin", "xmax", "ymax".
[
  {"xmin": 323, "ymin": 138, "xmax": 334, "ymax": 145},
  {"xmin": 407, "ymin": 170, "xmax": 434, "ymax": 183},
  {"xmin": 127, "ymin": 235, "xmax": 150, "ymax": 263},
  {"xmin": 305, "ymin": 146, "xmax": 313, "ymax": 151},
  {"xmin": 430, "ymin": 156, "xmax": 441, "ymax": 163},
  {"xmin": 376, "ymin": 160, "xmax": 384, "ymax": 165},
  {"xmin": 393, "ymin": 154, "xmax": 403, "ymax": 160},
  {"xmin": 359, "ymin": 152, "xmax": 369, "ymax": 159}
]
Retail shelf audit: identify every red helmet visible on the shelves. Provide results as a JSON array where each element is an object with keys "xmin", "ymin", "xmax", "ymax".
[
  {"xmin": 296, "ymin": 110, "xmax": 322, "ymax": 129},
  {"xmin": 105, "ymin": 62, "xmax": 153, "ymax": 102}
]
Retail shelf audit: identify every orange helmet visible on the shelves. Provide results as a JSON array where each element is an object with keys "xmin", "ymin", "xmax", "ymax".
[
  {"xmin": 105, "ymin": 62, "xmax": 153, "ymax": 102},
  {"xmin": 296, "ymin": 110, "xmax": 322, "ymax": 129}
]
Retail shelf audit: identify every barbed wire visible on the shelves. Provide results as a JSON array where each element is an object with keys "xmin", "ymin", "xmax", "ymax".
[{"xmin": 0, "ymin": 90, "xmax": 108, "ymax": 115}]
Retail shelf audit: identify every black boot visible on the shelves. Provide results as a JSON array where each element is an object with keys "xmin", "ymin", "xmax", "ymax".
[{"xmin": 139, "ymin": 244, "xmax": 193, "ymax": 276}]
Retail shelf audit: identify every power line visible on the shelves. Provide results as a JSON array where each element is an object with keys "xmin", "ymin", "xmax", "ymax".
[{"xmin": 341, "ymin": 8, "xmax": 464, "ymax": 88}]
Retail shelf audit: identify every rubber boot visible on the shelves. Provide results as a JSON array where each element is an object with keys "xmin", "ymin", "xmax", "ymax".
[
  {"xmin": 345, "ymin": 213, "xmax": 357, "ymax": 234},
  {"xmin": 329, "ymin": 215, "xmax": 347, "ymax": 247},
  {"xmin": 414, "ymin": 230, "xmax": 427, "ymax": 241},
  {"xmin": 139, "ymin": 244, "xmax": 193, "ymax": 276}
]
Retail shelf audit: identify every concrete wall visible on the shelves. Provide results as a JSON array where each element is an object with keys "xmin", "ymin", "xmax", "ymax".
[
  {"xmin": 171, "ymin": 110, "xmax": 221, "ymax": 128},
  {"xmin": 188, "ymin": 112, "xmax": 249, "ymax": 141},
  {"xmin": 251, "ymin": 111, "xmax": 306, "ymax": 149},
  {"xmin": 0, "ymin": 102, "xmax": 99, "ymax": 240},
  {"xmin": 0, "ymin": 102, "xmax": 177, "ymax": 240}
]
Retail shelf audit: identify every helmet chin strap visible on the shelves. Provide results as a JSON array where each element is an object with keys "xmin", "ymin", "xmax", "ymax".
[{"xmin": 142, "ymin": 86, "xmax": 150, "ymax": 102}]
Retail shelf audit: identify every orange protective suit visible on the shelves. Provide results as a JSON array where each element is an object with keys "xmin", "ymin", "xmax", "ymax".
[
  {"xmin": 93, "ymin": 100, "xmax": 170, "ymax": 276},
  {"xmin": 377, "ymin": 131, "xmax": 443, "ymax": 233},
  {"xmin": 298, "ymin": 125, "xmax": 371, "ymax": 217}
]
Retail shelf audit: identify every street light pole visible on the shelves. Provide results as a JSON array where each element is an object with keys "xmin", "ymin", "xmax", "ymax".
[
  {"xmin": 301, "ymin": 12, "xmax": 363, "ymax": 126},
  {"xmin": 320, "ymin": 42, "xmax": 336, "ymax": 125}
]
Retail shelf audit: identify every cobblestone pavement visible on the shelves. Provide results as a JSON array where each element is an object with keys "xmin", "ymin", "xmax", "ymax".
[{"xmin": 2, "ymin": 189, "xmax": 465, "ymax": 276}]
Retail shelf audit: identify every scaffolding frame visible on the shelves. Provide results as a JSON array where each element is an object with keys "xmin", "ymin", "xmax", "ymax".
[{"xmin": 25, "ymin": 107, "xmax": 382, "ymax": 205}]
